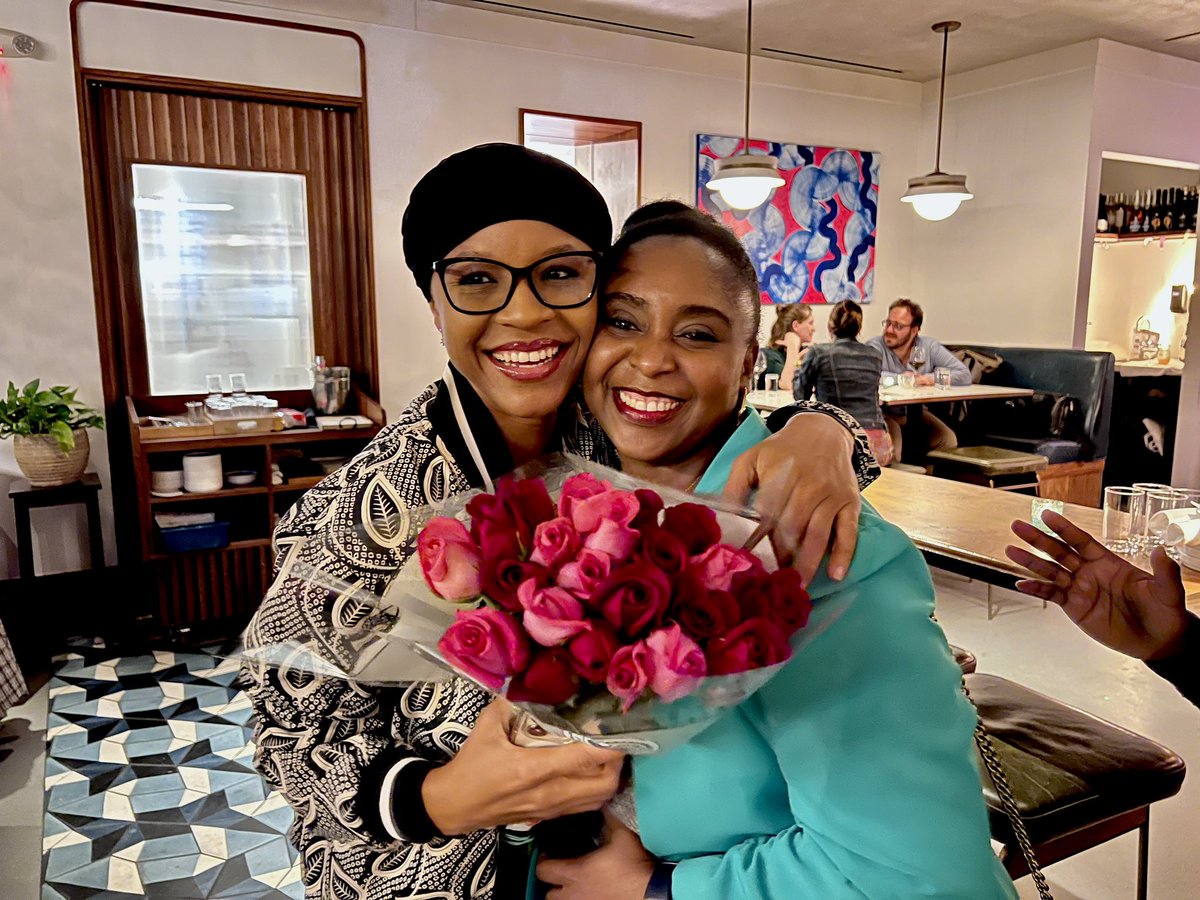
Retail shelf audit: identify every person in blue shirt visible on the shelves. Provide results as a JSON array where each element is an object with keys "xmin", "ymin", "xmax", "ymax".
[
  {"xmin": 537, "ymin": 201, "xmax": 1016, "ymax": 900},
  {"xmin": 867, "ymin": 298, "xmax": 970, "ymax": 463}
]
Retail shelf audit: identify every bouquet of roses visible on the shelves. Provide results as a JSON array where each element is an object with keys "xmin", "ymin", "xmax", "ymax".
[{"xmin": 241, "ymin": 456, "xmax": 847, "ymax": 755}]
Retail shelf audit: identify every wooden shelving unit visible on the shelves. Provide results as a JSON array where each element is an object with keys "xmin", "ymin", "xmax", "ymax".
[{"xmin": 127, "ymin": 387, "xmax": 385, "ymax": 636}]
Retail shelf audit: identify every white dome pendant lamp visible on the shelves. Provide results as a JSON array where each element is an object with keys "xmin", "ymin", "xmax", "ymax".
[
  {"xmin": 902, "ymin": 21, "xmax": 974, "ymax": 221},
  {"xmin": 706, "ymin": 0, "xmax": 784, "ymax": 211}
]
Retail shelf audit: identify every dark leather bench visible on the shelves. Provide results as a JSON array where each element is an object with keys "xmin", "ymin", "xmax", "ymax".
[
  {"xmin": 948, "ymin": 345, "xmax": 1116, "ymax": 506},
  {"xmin": 964, "ymin": 673, "xmax": 1186, "ymax": 899}
]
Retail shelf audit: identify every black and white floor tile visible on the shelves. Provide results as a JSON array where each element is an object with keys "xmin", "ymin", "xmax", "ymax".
[{"xmin": 41, "ymin": 649, "xmax": 300, "ymax": 898}]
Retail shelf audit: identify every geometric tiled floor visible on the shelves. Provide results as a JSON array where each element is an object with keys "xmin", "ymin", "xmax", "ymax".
[{"xmin": 41, "ymin": 649, "xmax": 301, "ymax": 898}]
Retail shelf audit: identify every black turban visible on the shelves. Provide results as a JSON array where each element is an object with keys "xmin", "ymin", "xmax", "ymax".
[{"xmin": 402, "ymin": 143, "xmax": 613, "ymax": 299}]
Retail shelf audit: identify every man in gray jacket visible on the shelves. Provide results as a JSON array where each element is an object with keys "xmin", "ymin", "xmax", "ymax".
[{"xmin": 867, "ymin": 298, "xmax": 970, "ymax": 463}]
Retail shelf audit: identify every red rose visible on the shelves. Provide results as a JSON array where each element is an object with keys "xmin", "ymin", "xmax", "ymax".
[
  {"xmin": 638, "ymin": 528, "xmax": 689, "ymax": 579},
  {"xmin": 507, "ymin": 648, "xmax": 579, "ymax": 706},
  {"xmin": 438, "ymin": 608, "xmax": 531, "ymax": 690},
  {"xmin": 737, "ymin": 569, "xmax": 812, "ymax": 636},
  {"xmin": 673, "ymin": 571, "xmax": 741, "ymax": 640},
  {"xmin": 496, "ymin": 475, "xmax": 557, "ymax": 550},
  {"xmin": 529, "ymin": 517, "xmax": 581, "ymax": 572},
  {"xmin": 595, "ymin": 561, "xmax": 672, "ymax": 637},
  {"xmin": 661, "ymin": 503, "xmax": 721, "ymax": 555},
  {"xmin": 417, "ymin": 517, "xmax": 483, "ymax": 601},
  {"xmin": 476, "ymin": 519, "xmax": 522, "ymax": 566},
  {"xmin": 566, "ymin": 622, "xmax": 620, "ymax": 684},
  {"xmin": 631, "ymin": 488, "xmax": 665, "ymax": 532},
  {"xmin": 466, "ymin": 492, "xmax": 514, "ymax": 542},
  {"xmin": 558, "ymin": 472, "xmax": 612, "ymax": 520},
  {"xmin": 556, "ymin": 549, "xmax": 614, "ymax": 604},
  {"xmin": 688, "ymin": 545, "xmax": 759, "ymax": 593},
  {"xmin": 482, "ymin": 559, "xmax": 549, "ymax": 612},
  {"xmin": 706, "ymin": 617, "xmax": 792, "ymax": 676},
  {"xmin": 606, "ymin": 641, "xmax": 653, "ymax": 711}
]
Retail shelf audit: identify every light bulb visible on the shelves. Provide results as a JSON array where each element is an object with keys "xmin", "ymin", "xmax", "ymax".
[
  {"xmin": 902, "ymin": 189, "xmax": 972, "ymax": 221},
  {"xmin": 708, "ymin": 174, "xmax": 783, "ymax": 211}
]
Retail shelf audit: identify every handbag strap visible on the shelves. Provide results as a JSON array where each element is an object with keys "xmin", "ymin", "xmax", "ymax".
[
  {"xmin": 1135, "ymin": 316, "xmax": 1152, "ymax": 331},
  {"xmin": 962, "ymin": 679, "xmax": 1054, "ymax": 900}
]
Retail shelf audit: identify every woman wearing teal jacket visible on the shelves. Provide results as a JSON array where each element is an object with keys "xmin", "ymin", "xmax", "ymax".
[{"xmin": 538, "ymin": 202, "xmax": 1017, "ymax": 899}]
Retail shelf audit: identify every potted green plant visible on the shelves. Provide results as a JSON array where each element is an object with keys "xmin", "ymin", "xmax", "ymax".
[{"xmin": 0, "ymin": 381, "xmax": 105, "ymax": 486}]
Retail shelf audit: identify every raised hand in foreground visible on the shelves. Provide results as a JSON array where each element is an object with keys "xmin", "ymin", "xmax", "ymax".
[{"xmin": 1006, "ymin": 510, "xmax": 1189, "ymax": 661}]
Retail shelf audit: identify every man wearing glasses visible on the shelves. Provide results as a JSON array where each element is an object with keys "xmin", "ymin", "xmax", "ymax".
[{"xmin": 867, "ymin": 298, "xmax": 969, "ymax": 462}]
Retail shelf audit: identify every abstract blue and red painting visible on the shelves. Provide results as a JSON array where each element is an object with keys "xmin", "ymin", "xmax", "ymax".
[{"xmin": 697, "ymin": 134, "xmax": 879, "ymax": 305}]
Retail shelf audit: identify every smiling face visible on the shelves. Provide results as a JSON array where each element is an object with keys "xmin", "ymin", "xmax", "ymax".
[
  {"xmin": 428, "ymin": 220, "xmax": 598, "ymax": 430},
  {"xmin": 584, "ymin": 235, "xmax": 757, "ymax": 481}
]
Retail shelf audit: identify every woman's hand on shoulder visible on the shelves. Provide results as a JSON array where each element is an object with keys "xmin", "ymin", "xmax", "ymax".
[
  {"xmin": 422, "ymin": 699, "xmax": 623, "ymax": 835},
  {"xmin": 724, "ymin": 412, "xmax": 860, "ymax": 584}
]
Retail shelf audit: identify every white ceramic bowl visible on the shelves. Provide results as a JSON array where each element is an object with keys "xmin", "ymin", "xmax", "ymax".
[{"xmin": 226, "ymin": 470, "xmax": 257, "ymax": 486}]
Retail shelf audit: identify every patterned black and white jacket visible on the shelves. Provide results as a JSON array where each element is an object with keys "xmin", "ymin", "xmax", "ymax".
[{"xmin": 241, "ymin": 366, "xmax": 879, "ymax": 900}]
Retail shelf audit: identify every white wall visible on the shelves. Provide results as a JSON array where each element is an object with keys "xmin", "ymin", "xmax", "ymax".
[
  {"xmin": 907, "ymin": 42, "xmax": 1099, "ymax": 349},
  {"xmin": 1084, "ymin": 241, "xmax": 1195, "ymax": 356},
  {"xmin": 0, "ymin": 0, "xmax": 920, "ymax": 574},
  {"xmin": 1085, "ymin": 40, "xmax": 1200, "ymax": 485}
]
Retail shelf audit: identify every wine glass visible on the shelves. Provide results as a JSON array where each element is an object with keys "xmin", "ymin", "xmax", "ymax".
[
  {"xmin": 753, "ymin": 348, "xmax": 769, "ymax": 389},
  {"xmin": 909, "ymin": 343, "xmax": 927, "ymax": 373}
]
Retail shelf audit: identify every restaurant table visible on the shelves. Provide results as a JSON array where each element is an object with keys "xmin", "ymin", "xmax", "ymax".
[
  {"xmin": 863, "ymin": 467, "xmax": 1200, "ymax": 617},
  {"xmin": 746, "ymin": 383, "xmax": 1035, "ymax": 414}
]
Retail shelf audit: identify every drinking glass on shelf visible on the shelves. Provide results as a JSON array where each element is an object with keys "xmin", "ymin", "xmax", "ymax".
[
  {"xmin": 1102, "ymin": 486, "xmax": 1141, "ymax": 553},
  {"xmin": 934, "ymin": 367, "xmax": 952, "ymax": 390},
  {"xmin": 229, "ymin": 373, "xmax": 248, "ymax": 396},
  {"xmin": 205, "ymin": 374, "xmax": 225, "ymax": 398}
]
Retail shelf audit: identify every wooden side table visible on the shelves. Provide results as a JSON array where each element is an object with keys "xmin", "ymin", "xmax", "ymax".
[{"xmin": 8, "ymin": 473, "xmax": 104, "ymax": 578}]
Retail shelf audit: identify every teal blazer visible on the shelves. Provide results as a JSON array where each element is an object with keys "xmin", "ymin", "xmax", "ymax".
[{"xmin": 634, "ymin": 412, "xmax": 1017, "ymax": 899}]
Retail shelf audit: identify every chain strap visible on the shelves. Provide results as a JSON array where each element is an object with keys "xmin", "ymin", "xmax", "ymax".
[{"xmin": 962, "ymin": 679, "xmax": 1053, "ymax": 900}]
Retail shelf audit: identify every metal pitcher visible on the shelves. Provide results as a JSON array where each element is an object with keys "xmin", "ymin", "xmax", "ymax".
[{"xmin": 312, "ymin": 366, "xmax": 351, "ymax": 414}]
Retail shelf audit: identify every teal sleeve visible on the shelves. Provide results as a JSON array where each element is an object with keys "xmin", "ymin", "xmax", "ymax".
[{"xmin": 671, "ymin": 506, "xmax": 1016, "ymax": 900}]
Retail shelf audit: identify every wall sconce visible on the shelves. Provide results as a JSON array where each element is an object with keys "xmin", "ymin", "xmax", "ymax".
[{"xmin": 0, "ymin": 29, "xmax": 40, "ymax": 59}]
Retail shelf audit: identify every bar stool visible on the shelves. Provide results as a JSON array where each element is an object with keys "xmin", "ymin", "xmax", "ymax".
[{"xmin": 8, "ymin": 473, "xmax": 104, "ymax": 578}]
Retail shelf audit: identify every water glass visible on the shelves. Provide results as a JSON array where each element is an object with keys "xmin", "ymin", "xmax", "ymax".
[
  {"xmin": 184, "ymin": 401, "xmax": 206, "ymax": 425},
  {"xmin": 1102, "ymin": 486, "xmax": 1141, "ymax": 552},
  {"xmin": 229, "ymin": 372, "xmax": 249, "ymax": 396},
  {"xmin": 204, "ymin": 374, "xmax": 225, "ymax": 397},
  {"xmin": 898, "ymin": 371, "xmax": 917, "ymax": 389},
  {"xmin": 1142, "ymin": 488, "xmax": 1183, "ymax": 552},
  {"xmin": 1129, "ymin": 483, "xmax": 1168, "ymax": 553},
  {"xmin": 934, "ymin": 367, "xmax": 952, "ymax": 390},
  {"xmin": 764, "ymin": 374, "xmax": 780, "ymax": 393}
]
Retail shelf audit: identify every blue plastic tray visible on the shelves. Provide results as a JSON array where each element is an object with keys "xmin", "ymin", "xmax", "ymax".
[{"xmin": 159, "ymin": 520, "xmax": 230, "ymax": 553}]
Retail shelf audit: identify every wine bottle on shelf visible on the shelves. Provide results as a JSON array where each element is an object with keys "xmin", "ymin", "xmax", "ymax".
[
  {"xmin": 1164, "ymin": 188, "xmax": 1175, "ymax": 232},
  {"xmin": 1097, "ymin": 194, "xmax": 1108, "ymax": 232},
  {"xmin": 1151, "ymin": 189, "xmax": 1163, "ymax": 232},
  {"xmin": 1130, "ymin": 190, "xmax": 1142, "ymax": 233},
  {"xmin": 1114, "ymin": 193, "xmax": 1125, "ymax": 233}
]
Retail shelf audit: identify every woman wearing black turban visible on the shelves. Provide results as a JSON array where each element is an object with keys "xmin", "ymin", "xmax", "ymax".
[{"xmin": 242, "ymin": 144, "xmax": 879, "ymax": 899}]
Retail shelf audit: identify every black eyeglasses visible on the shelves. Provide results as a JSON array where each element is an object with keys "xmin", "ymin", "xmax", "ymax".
[
  {"xmin": 432, "ymin": 251, "xmax": 603, "ymax": 315},
  {"xmin": 881, "ymin": 318, "xmax": 913, "ymax": 332}
]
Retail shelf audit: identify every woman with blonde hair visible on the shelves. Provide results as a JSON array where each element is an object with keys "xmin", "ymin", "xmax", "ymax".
[{"xmin": 763, "ymin": 302, "xmax": 813, "ymax": 390}]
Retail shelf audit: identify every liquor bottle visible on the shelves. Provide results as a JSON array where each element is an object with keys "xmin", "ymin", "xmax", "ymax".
[
  {"xmin": 1097, "ymin": 194, "xmax": 1108, "ymax": 232},
  {"xmin": 1185, "ymin": 187, "xmax": 1196, "ymax": 232},
  {"xmin": 1164, "ymin": 188, "xmax": 1175, "ymax": 232},
  {"xmin": 1151, "ymin": 189, "xmax": 1162, "ymax": 232},
  {"xmin": 1130, "ymin": 190, "xmax": 1142, "ymax": 232},
  {"xmin": 1114, "ymin": 193, "xmax": 1126, "ymax": 233}
]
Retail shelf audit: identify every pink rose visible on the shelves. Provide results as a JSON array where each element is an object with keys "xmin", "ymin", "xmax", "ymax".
[
  {"xmin": 507, "ymin": 648, "xmax": 579, "ymax": 706},
  {"xmin": 418, "ymin": 517, "xmax": 483, "ymax": 601},
  {"xmin": 518, "ymin": 580, "xmax": 591, "ymax": 647},
  {"xmin": 661, "ymin": 503, "xmax": 722, "ymax": 555},
  {"xmin": 496, "ymin": 475, "xmax": 557, "ymax": 551},
  {"xmin": 530, "ymin": 517, "xmax": 582, "ymax": 571},
  {"xmin": 566, "ymin": 622, "xmax": 620, "ymax": 684},
  {"xmin": 706, "ymin": 617, "xmax": 791, "ymax": 676},
  {"xmin": 630, "ymin": 488, "xmax": 665, "ymax": 532},
  {"xmin": 584, "ymin": 518, "xmax": 640, "ymax": 563},
  {"xmin": 688, "ymin": 545, "xmax": 759, "ymax": 593},
  {"xmin": 595, "ymin": 561, "xmax": 672, "ymax": 637},
  {"xmin": 638, "ymin": 528, "xmax": 689, "ymax": 580},
  {"xmin": 737, "ymin": 569, "xmax": 813, "ymax": 637},
  {"xmin": 482, "ymin": 559, "xmax": 549, "ymax": 612},
  {"xmin": 606, "ymin": 641, "xmax": 654, "ymax": 712},
  {"xmin": 558, "ymin": 472, "xmax": 612, "ymax": 520},
  {"xmin": 571, "ymin": 489, "xmax": 640, "ymax": 534},
  {"xmin": 557, "ymin": 550, "xmax": 614, "ymax": 603},
  {"xmin": 645, "ymin": 624, "xmax": 707, "ymax": 702},
  {"xmin": 438, "ymin": 608, "xmax": 530, "ymax": 691}
]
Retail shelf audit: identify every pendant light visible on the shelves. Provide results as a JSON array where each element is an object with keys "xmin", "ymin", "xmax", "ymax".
[
  {"xmin": 902, "ymin": 21, "xmax": 973, "ymax": 221},
  {"xmin": 706, "ymin": 0, "xmax": 784, "ymax": 211}
]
